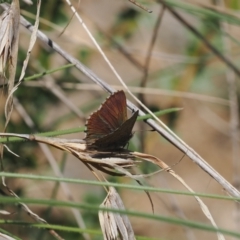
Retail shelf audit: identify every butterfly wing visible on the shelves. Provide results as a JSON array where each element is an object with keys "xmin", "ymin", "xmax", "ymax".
[
  {"xmin": 89, "ymin": 110, "xmax": 138, "ymax": 150},
  {"xmin": 97, "ymin": 90, "xmax": 128, "ymax": 130},
  {"xmin": 85, "ymin": 91, "xmax": 128, "ymax": 144}
]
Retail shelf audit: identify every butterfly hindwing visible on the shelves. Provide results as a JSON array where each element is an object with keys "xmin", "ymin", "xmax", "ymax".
[{"xmin": 92, "ymin": 110, "xmax": 138, "ymax": 150}]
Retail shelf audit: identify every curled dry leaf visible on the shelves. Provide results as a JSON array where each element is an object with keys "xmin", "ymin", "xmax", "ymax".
[{"xmin": 99, "ymin": 187, "xmax": 136, "ymax": 240}]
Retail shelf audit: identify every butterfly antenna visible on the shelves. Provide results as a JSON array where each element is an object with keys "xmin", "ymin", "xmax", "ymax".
[{"xmin": 171, "ymin": 150, "xmax": 188, "ymax": 168}]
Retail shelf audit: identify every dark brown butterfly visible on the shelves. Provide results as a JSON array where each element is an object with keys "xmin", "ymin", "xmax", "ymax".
[{"xmin": 85, "ymin": 91, "xmax": 138, "ymax": 150}]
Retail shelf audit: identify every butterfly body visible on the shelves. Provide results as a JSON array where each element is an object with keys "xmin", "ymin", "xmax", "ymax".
[{"xmin": 85, "ymin": 91, "xmax": 138, "ymax": 151}]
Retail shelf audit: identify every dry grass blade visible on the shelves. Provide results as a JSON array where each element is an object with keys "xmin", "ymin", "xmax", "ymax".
[
  {"xmin": 0, "ymin": 0, "xmax": 20, "ymax": 127},
  {"xmin": 99, "ymin": 187, "xmax": 136, "ymax": 240},
  {"xmin": 0, "ymin": 233, "xmax": 17, "ymax": 240},
  {"xmin": 18, "ymin": 0, "xmax": 41, "ymax": 82},
  {"xmin": 132, "ymin": 151, "xmax": 225, "ymax": 240},
  {"xmin": 5, "ymin": 0, "xmax": 41, "ymax": 114},
  {"xmin": 0, "ymin": 11, "xmax": 11, "ymax": 81}
]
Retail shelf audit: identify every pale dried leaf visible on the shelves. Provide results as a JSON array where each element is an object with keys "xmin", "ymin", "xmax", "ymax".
[
  {"xmin": 99, "ymin": 187, "xmax": 136, "ymax": 240},
  {"xmin": 111, "ymin": 188, "xmax": 135, "ymax": 239},
  {"xmin": 0, "ymin": 10, "xmax": 13, "ymax": 77},
  {"xmin": 0, "ymin": 210, "xmax": 11, "ymax": 215},
  {"xmin": 100, "ymin": 210, "xmax": 118, "ymax": 240},
  {"xmin": 5, "ymin": 0, "xmax": 41, "ymax": 122},
  {"xmin": 1, "ymin": 0, "xmax": 20, "ymax": 128},
  {"xmin": 18, "ymin": 0, "xmax": 41, "ymax": 82}
]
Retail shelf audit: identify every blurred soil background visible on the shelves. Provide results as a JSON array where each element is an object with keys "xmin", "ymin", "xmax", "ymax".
[{"xmin": 1, "ymin": 0, "xmax": 240, "ymax": 239}]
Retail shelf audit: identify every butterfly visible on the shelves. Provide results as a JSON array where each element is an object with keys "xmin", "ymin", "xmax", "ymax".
[{"xmin": 85, "ymin": 91, "xmax": 138, "ymax": 151}]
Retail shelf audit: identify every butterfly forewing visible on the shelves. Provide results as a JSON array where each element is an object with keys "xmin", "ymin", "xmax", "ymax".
[
  {"xmin": 106, "ymin": 90, "xmax": 128, "ymax": 125},
  {"xmin": 85, "ymin": 91, "xmax": 127, "ymax": 140},
  {"xmin": 97, "ymin": 91, "xmax": 128, "ymax": 129},
  {"xmin": 86, "ymin": 111, "xmax": 112, "ymax": 143}
]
